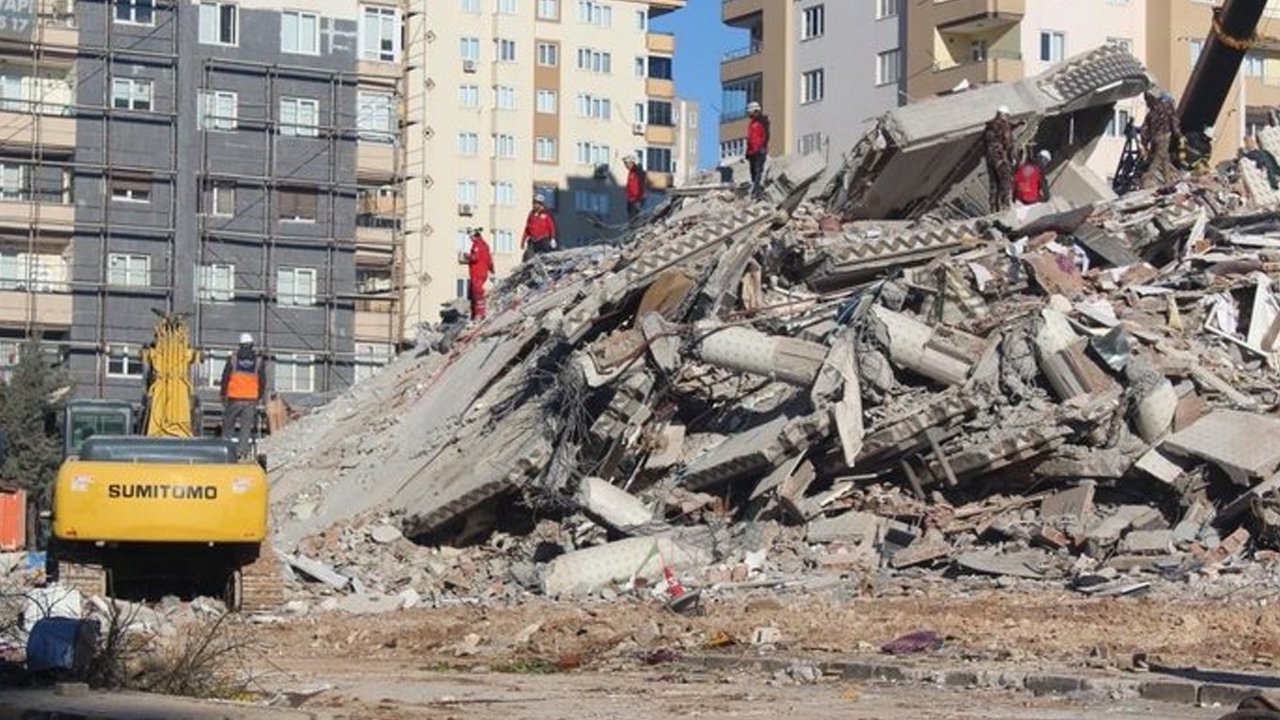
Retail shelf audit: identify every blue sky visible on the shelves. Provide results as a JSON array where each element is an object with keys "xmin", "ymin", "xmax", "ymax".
[{"xmin": 652, "ymin": 1, "xmax": 741, "ymax": 169}]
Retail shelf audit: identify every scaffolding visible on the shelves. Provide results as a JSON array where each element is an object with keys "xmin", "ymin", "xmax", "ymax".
[{"xmin": 0, "ymin": 0, "xmax": 407, "ymax": 402}]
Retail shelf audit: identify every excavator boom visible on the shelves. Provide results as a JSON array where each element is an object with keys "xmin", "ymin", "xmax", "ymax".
[{"xmin": 141, "ymin": 312, "xmax": 201, "ymax": 438}]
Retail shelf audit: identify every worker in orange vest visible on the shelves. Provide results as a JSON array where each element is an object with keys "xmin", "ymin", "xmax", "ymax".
[{"xmin": 220, "ymin": 332, "xmax": 266, "ymax": 458}]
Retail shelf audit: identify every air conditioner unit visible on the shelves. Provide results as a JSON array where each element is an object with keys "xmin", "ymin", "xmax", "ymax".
[
  {"xmin": 463, "ymin": 59, "xmax": 478, "ymax": 73},
  {"xmin": 458, "ymin": 203, "xmax": 475, "ymax": 216},
  {"xmin": 631, "ymin": 122, "xmax": 645, "ymax": 136}
]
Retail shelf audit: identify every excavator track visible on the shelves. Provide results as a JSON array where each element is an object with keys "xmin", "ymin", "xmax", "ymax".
[{"xmin": 236, "ymin": 545, "xmax": 285, "ymax": 613}]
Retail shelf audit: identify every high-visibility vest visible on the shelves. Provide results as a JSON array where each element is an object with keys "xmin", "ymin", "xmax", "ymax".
[{"xmin": 225, "ymin": 356, "xmax": 262, "ymax": 400}]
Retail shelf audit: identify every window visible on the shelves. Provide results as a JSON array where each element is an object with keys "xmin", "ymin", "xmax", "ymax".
[
  {"xmin": 276, "ymin": 267, "xmax": 317, "ymax": 306},
  {"xmin": 454, "ymin": 229, "xmax": 472, "ymax": 254},
  {"xmin": 354, "ymin": 344, "xmax": 393, "ymax": 384},
  {"xmin": 534, "ymin": 184, "xmax": 558, "ymax": 210},
  {"xmin": 647, "ymin": 99, "xmax": 673, "ymax": 126},
  {"xmin": 455, "ymin": 278, "xmax": 470, "ymax": 299},
  {"xmin": 357, "ymin": 91, "xmax": 396, "ymax": 142},
  {"xmin": 280, "ymin": 97, "xmax": 319, "ymax": 137},
  {"xmin": 458, "ymin": 132, "xmax": 480, "ymax": 156},
  {"xmin": 646, "ymin": 147, "xmax": 672, "ymax": 173},
  {"xmin": 0, "ymin": 163, "xmax": 24, "ymax": 200},
  {"xmin": 876, "ymin": 0, "xmax": 898, "ymax": 19},
  {"xmin": 459, "ymin": 0, "xmax": 479, "ymax": 11},
  {"xmin": 535, "ymin": 137, "xmax": 557, "ymax": 162},
  {"xmin": 459, "ymin": 84, "xmax": 480, "ymax": 108},
  {"xmin": 278, "ymin": 189, "xmax": 318, "ymax": 222},
  {"xmin": 536, "ymin": 89, "xmax": 558, "ymax": 114},
  {"xmin": 276, "ymin": 354, "xmax": 315, "ymax": 392},
  {"xmin": 110, "ymin": 176, "xmax": 151, "ymax": 203},
  {"xmin": 203, "ymin": 350, "xmax": 230, "ymax": 389},
  {"xmin": 107, "ymin": 253, "xmax": 150, "ymax": 287},
  {"xmin": 577, "ymin": 94, "xmax": 612, "ymax": 120},
  {"xmin": 635, "ymin": 57, "xmax": 646, "ymax": 78},
  {"xmin": 198, "ymin": 90, "xmax": 237, "ymax": 131},
  {"xmin": 198, "ymin": 263, "xmax": 235, "ymax": 302},
  {"xmin": 575, "ymin": 142, "xmax": 610, "ymax": 166},
  {"xmin": 115, "ymin": 0, "xmax": 154, "ymax": 25},
  {"xmin": 205, "ymin": 181, "xmax": 235, "ymax": 215},
  {"xmin": 0, "ymin": 73, "xmax": 23, "ymax": 112},
  {"xmin": 496, "ymin": 0, "xmax": 516, "ymax": 13},
  {"xmin": 1106, "ymin": 108, "xmax": 1132, "ymax": 138},
  {"xmin": 495, "ymin": 85, "xmax": 517, "ymax": 110},
  {"xmin": 1039, "ymin": 31, "xmax": 1065, "ymax": 63},
  {"xmin": 574, "ymin": 189, "xmax": 609, "ymax": 216},
  {"xmin": 537, "ymin": 42, "xmax": 559, "ymax": 66},
  {"xmin": 496, "ymin": 39, "xmax": 517, "ymax": 63},
  {"xmin": 635, "ymin": 8, "xmax": 647, "ymax": 30},
  {"xmin": 577, "ymin": 48, "xmax": 612, "ymax": 73},
  {"xmin": 720, "ymin": 138, "xmax": 747, "ymax": 161},
  {"xmin": 537, "ymin": 0, "xmax": 558, "ymax": 19},
  {"xmin": 801, "ymin": 69, "xmax": 824, "ymax": 103},
  {"xmin": 1246, "ymin": 53, "xmax": 1265, "ymax": 77},
  {"xmin": 876, "ymin": 49, "xmax": 900, "ymax": 86},
  {"xmin": 577, "ymin": 0, "xmax": 611, "ymax": 26},
  {"xmin": 461, "ymin": 37, "xmax": 481, "ymax": 62},
  {"xmin": 111, "ymin": 78, "xmax": 152, "ymax": 111},
  {"xmin": 633, "ymin": 101, "xmax": 646, "ymax": 124},
  {"xmin": 798, "ymin": 132, "xmax": 824, "ymax": 156},
  {"xmin": 456, "ymin": 180, "xmax": 478, "ymax": 205},
  {"xmin": 199, "ymin": 1, "xmax": 238, "ymax": 45},
  {"xmin": 361, "ymin": 5, "xmax": 401, "ymax": 62},
  {"xmin": 281, "ymin": 10, "xmax": 320, "ymax": 55},
  {"xmin": 648, "ymin": 56, "xmax": 673, "ymax": 80},
  {"xmin": 492, "ymin": 133, "xmax": 516, "ymax": 158},
  {"xmin": 106, "ymin": 345, "xmax": 144, "ymax": 378},
  {"xmin": 493, "ymin": 181, "xmax": 516, "ymax": 206},
  {"xmin": 494, "ymin": 229, "xmax": 516, "ymax": 253},
  {"xmin": 802, "ymin": 5, "xmax": 824, "ymax": 40}
]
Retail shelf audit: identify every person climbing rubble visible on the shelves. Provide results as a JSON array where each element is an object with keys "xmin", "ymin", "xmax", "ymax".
[
  {"xmin": 1014, "ymin": 149, "xmax": 1051, "ymax": 206},
  {"xmin": 624, "ymin": 156, "xmax": 647, "ymax": 221},
  {"xmin": 521, "ymin": 194, "xmax": 558, "ymax": 258},
  {"xmin": 220, "ymin": 333, "xmax": 266, "ymax": 458},
  {"xmin": 745, "ymin": 101, "xmax": 771, "ymax": 198},
  {"xmin": 1141, "ymin": 89, "xmax": 1182, "ymax": 188},
  {"xmin": 459, "ymin": 228, "xmax": 495, "ymax": 321},
  {"xmin": 982, "ymin": 106, "xmax": 1016, "ymax": 211}
]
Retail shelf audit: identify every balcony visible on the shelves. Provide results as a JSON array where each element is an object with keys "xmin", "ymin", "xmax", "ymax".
[
  {"xmin": 357, "ymin": 60, "xmax": 401, "ymax": 81},
  {"xmin": 647, "ymin": 32, "xmax": 675, "ymax": 55},
  {"xmin": 645, "ymin": 124, "xmax": 676, "ymax": 145},
  {"xmin": 722, "ymin": 40, "xmax": 763, "ymax": 64},
  {"xmin": 33, "ymin": 0, "xmax": 78, "ymax": 49},
  {"xmin": 0, "ymin": 199, "xmax": 75, "ymax": 232},
  {"xmin": 357, "ymin": 142, "xmax": 398, "ymax": 181},
  {"xmin": 721, "ymin": 0, "xmax": 764, "ymax": 26},
  {"xmin": 355, "ymin": 225, "xmax": 396, "ymax": 254},
  {"xmin": 0, "ymin": 289, "xmax": 72, "ymax": 328},
  {"xmin": 917, "ymin": 52, "xmax": 1024, "ymax": 97},
  {"xmin": 646, "ymin": 78, "xmax": 675, "ymax": 98},
  {"xmin": 646, "ymin": 171, "xmax": 673, "ymax": 191},
  {"xmin": 930, "ymin": 0, "xmax": 1025, "ymax": 32},
  {"xmin": 0, "ymin": 111, "xmax": 74, "ymax": 150},
  {"xmin": 355, "ymin": 309, "xmax": 397, "ymax": 342}
]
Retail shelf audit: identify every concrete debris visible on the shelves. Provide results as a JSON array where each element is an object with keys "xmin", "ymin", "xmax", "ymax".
[{"xmin": 253, "ymin": 46, "xmax": 1280, "ymax": 613}]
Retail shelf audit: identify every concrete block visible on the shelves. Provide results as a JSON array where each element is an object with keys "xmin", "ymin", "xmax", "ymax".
[
  {"xmin": 1024, "ymin": 674, "xmax": 1085, "ymax": 696},
  {"xmin": 1119, "ymin": 529, "xmax": 1175, "ymax": 555},
  {"xmin": 1086, "ymin": 505, "xmax": 1161, "ymax": 546},
  {"xmin": 1200, "ymin": 683, "xmax": 1260, "ymax": 707},
  {"xmin": 872, "ymin": 305, "xmax": 973, "ymax": 386},
  {"xmin": 681, "ymin": 415, "xmax": 792, "ymax": 490},
  {"xmin": 1040, "ymin": 481, "xmax": 1095, "ymax": 528},
  {"xmin": 577, "ymin": 477, "xmax": 656, "ymax": 533},
  {"xmin": 807, "ymin": 511, "xmax": 882, "ymax": 545},
  {"xmin": 1164, "ymin": 410, "xmax": 1280, "ymax": 484},
  {"xmin": 279, "ymin": 553, "xmax": 351, "ymax": 591},
  {"xmin": 541, "ymin": 532, "xmax": 712, "ymax": 597},
  {"xmin": 693, "ymin": 323, "xmax": 827, "ymax": 386},
  {"xmin": 1138, "ymin": 680, "xmax": 1200, "ymax": 705}
]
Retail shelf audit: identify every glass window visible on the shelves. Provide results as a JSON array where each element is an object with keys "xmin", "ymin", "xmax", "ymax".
[
  {"xmin": 458, "ymin": 132, "xmax": 479, "ymax": 156},
  {"xmin": 276, "ymin": 267, "xmax": 317, "ymax": 305},
  {"xmin": 354, "ymin": 344, "xmax": 393, "ymax": 383},
  {"xmin": 111, "ymin": 78, "xmax": 152, "ymax": 111},
  {"xmin": 537, "ymin": 42, "xmax": 559, "ymax": 66},
  {"xmin": 110, "ymin": 177, "xmax": 151, "ymax": 203},
  {"xmin": 281, "ymin": 10, "xmax": 320, "ymax": 55},
  {"xmin": 577, "ymin": 0, "xmax": 611, "ymax": 26},
  {"xmin": 278, "ymin": 189, "xmax": 318, "ymax": 222},
  {"xmin": 876, "ymin": 49, "xmax": 900, "ymax": 86},
  {"xmin": 198, "ymin": 263, "xmax": 235, "ymax": 302},
  {"xmin": 646, "ymin": 147, "xmax": 672, "ymax": 173},
  {"xmin": 493, "ymin": 181, "xmax": 516, "ymax": 206},
  {"xmin": 461, "ymin": 37, "xmax": 481, "ymax": 61},
  {"xmin": 647, "ymin": 99, "xmax": 673, "ymax": 126},
  {"xmin": 875, "ymin": 0, "xmax": 898, "ymax": 20},
  {"xmin": 496, "ymin": 0, "xmax": 516, "ymax": 13},
  {"xmin": 456, "ymin": 180, "xmax": 478, "ymax": 205},
  {"xmin": 361, "ymin": 5, "xmax": 401, "ymax": 62},
  {"xmin": 536, "ymin": 89, "xmax": 557, "ymax": 114},
  {"xmin": 0, "ymin": 163, "xmax": 25, "ymax": 200},
  {"xmin": 802, "ymin": 5, "xmax": 824, "ymax": 40},
  {"xmin": 535, "ymin": 137, "xmax": 557, "ymax": 162},
  {"xmin": 357, "ymin": 91, "xmax": 396, "ymax": 142},
  {"xmin": 275, "ymin": 354, "xmax": 315, "ymax": 392},
  {"xmin": 536, "ymin": 0, "xmax": 558, "ymax": 19},
  {"xmin": 106, "ymin": 345, "xmax": 144, "ymax": 378},
  {"xmin": 199, "ymin": 1, "xmax": 238, "ymax": 45},
  {"xmin": 280, "ymin": 97, "xmax": 320, "ymax": 137},
  {"xmin": 492, "ymin": 133, "xmax": 516, "ymax": 158},
  {"xmin": 459, "ymin": 0, "xmax": 479, "ymax": 12},
  {"xmin": 1039, "ymin": 31, "xmax": 1065, "ymax": 63},
  {"xmin": 198, "ymin": 90, "xmax": 237, "ymax": 131},
  {"xmin": 204, "ymin": 181, "xmax": 235, "ymax": 215},
  {"xmin": 459, "ymin": 85, "xmax": 479, "ymax": 108},
  {"xmin": 496, "ymin": 38, "xmax": 517, "ymax": 63},
  {"xmin": 495, "ymin": 85, "xmax": 517, "ymax": 109},
  {"xmin": 801, "ymin": 69, "xmax": 824, "ymax": 103},
  {"xmin": 115, "ymin": 0, "xmax": 154, "ymax": 25},
  {"xmin": 107, "ymin": 253, "xmax": 150, "ymax": 287},
  {"xmin": 493, "ymin": 230, "xmax": 516, "ymax": 253}
]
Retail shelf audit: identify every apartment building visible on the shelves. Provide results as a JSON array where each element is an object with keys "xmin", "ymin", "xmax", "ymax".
[
  {"xmin": 401, "ymin": 0, "xmax": 685, "ymax": 331},
  {"xmin": 0, "ymin": 0, "xmax": 404, "ymax": 412},
  {"xmin": 718, "ymin": 0, "xmax": 904, "ymax": 165}
]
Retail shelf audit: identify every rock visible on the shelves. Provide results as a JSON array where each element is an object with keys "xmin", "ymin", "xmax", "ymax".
[
  {"xmin": 397, "ymin": 588, "xmax": 421, "ymax": 610},
  {"xmin": 370, "ymin": 524, "xmax": 404, "ymax": 544}
]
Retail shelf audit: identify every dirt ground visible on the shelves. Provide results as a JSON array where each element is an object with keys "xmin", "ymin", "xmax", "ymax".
[{"xmin": 241, "ymin": 588, "xmax": 1280, "ymax": 718}]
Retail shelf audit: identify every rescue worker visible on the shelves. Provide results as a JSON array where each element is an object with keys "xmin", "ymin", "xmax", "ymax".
[
  {"xmin": 624, "ymin": 156, "xmax": 646, "ymax": 220},
  {"xmin": 1140, "ymin": 90, "xmax": 1181, "ymax": 188},
  {"xmin": 219, "ymin": 333, "xmax": 266, "ymax": 458},
  {"xmin": 982, "ymin": 106, "xmax": 1016, "ymax": 211},
  {"xmin": 459, "ymin": 228, "xmax": 495, "ymax": 321},
  {"xmin": 521, "ymin": 195, "xmax": 558, "ymax": 258},
  {"xmin": 1243, "ymin": 135, "xmax": 1280, "ymax": 189},
  {"xmin": 745, "ymin": 101, "xmax": 771, "ymax": 198},
  {"xmin": 1014, "ymin": 149, "xmax": 1052, "ymax": 206}
]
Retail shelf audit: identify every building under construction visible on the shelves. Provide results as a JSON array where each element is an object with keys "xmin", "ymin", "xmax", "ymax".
[{"xmin": 0, "ymin": 0, "xmax": 405, "ymax": 414}]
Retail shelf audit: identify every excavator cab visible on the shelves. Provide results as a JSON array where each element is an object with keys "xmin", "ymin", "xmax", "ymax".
[{"xmin": 63, "ymin": 400, "xmax": 136, "ymax": 458}]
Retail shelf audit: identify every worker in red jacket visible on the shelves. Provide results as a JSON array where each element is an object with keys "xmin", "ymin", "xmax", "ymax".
[
  {"xmin": 459, "ymin": 228, "xmax": 495, "ymax": 320},
  {"xmin": 521, "ymin": 195, "xmax": 557, "ymax": 257},
  {"xmin": 745, "ymin": 101, "xmax": 770, "ymax": 198},
  {"xmin": 1014, "ymin": 149, "xmax": 1051, "ymax": 206},
  {"xmin": 624, "ymin": 156, "xmax": 646, "ymax": 220}
]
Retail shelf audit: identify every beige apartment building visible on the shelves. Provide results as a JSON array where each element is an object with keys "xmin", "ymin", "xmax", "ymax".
[{"xmin": 402, "ymin": 0, "xmax": 684, "ymax": 331}]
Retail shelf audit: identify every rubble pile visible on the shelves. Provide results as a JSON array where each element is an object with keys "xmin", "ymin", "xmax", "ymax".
[{"xmin": 264, "ymin": 46, "xmax": 1280, "ymax": 608}]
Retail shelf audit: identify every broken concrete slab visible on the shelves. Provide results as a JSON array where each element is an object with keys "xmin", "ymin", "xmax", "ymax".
[
  {"xmin": 872, "ymin": 306, "xmax": 973, "ymax": 386},
  {"xmin": 954, "ymin": 550, "xmax": 1047, "ymax": 579},
  {"xmin": 280, "ymin": 553, "xmax": 351, "ymax": 591},
  {"xmin": 577, "ymin": 477, "xmax": 657, "ymax": 534},
  {"xmin": 1163, "ymin": 410, "xmax": 1280, "ymax": 485},
  {"xmin": 693, "ymin": 324, "xmax": 828, "ymax": 387},
  {"xmin": 541, "ymin": 533, "xmax": 713, "ymax": 597},
  {"xmin": 1040, "ymin": 481, "xmax": 1096, "ymax": 531},
  {"xmin": 806, "ymin": 511, "xmax": 882, "ymax": 546},
  {"xmin": 1119, "ymin": 530, "xmax": 1175, "ymax": 556}
]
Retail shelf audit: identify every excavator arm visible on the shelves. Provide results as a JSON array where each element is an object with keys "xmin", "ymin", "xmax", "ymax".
[{"xmin": 140, "ymin": 311, "xmax": 202, "ymax": 438}]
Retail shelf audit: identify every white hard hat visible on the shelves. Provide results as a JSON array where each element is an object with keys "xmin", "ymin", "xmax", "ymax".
[
  {"xmin": 997, "ymin": 105, "xmax": 1010, "ymax": 116},
  {"xmin": 1037, "ymin": 149, "xmax": 1051, "ymax": 162},
  {"xmin": 1203, "ymin": 125, "xmax": 1216, "ymax": 139},
  {"xmin": 746, "ymin": 101, "xmax": 762, "ymax": 113},
  {"xmin": 239, "ymin": 332, "xmax": 254, "ymax": 345}
]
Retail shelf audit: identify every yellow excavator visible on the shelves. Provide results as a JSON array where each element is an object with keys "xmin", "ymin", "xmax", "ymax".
[{"xmin": 47, "ymin": 312, "xmax": 280, "ymax": 610}]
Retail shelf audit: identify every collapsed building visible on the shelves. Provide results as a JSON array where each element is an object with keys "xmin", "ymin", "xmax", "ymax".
[{"xmin": 262, "ymin": 45, "xmax": 1280, "ymax": 608}]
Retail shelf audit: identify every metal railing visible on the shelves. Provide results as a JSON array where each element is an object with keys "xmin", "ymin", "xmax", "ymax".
[{"xmin": 722, "ymin": 40, "xmax": 763, "ymax": 62}]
